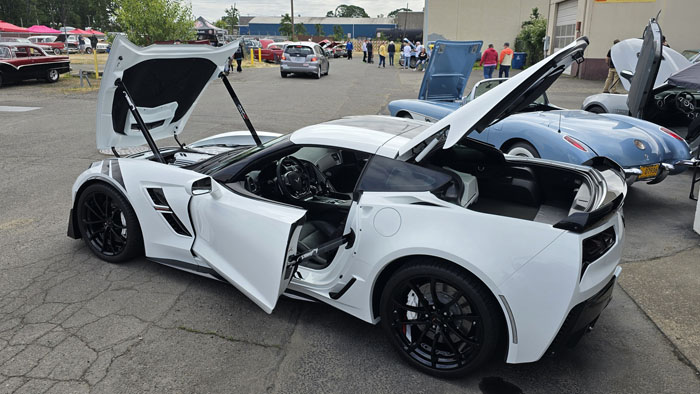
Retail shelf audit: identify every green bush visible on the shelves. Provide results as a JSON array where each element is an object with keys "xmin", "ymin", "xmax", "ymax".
[{"xmin": 515, "ymin": 8, "xmax": 547, "ymax": 67}]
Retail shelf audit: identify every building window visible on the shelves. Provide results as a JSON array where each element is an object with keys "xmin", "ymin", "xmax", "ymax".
[{"xmin": 554, "ymin": 23, "xmax": 576, "ymax": 49}]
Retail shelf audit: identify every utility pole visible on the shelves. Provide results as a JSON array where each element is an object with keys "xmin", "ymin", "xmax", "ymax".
[{"xmin": 291, "ymin": 0, "xmax": 295, "ymax": 40}]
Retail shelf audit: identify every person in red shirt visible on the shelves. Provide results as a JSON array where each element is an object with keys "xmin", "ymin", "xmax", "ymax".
[{"xmin": 480, "ymin": 44, "xmax": 498, "ymax": 79}]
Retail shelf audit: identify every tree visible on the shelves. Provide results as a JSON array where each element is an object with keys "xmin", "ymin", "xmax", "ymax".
[
  {"xmin": 279, "ymin": 13, "xmax": 293, "ymax": 37},
  {"xmin": 115, "ymin": 0, "xmax": 195, "ymax": 46},
  {"xmin": 214, "ymin": 19, "xmax": 228, "ymax": 31},
  {"xmin": 222, "ymin": 5, "xmax": 238, "ymax": 34},
  {"xmin": 295, "ymin": 22, "xmax": 307, "ymax": 36},
  {"xmin": 332, "ymin": 25, "xmax": 344, "ymax": 41},
  {"xmin": 388, "ymin": 7, "xmax": 411, "ymax": 18},
  {"xmin": 314, "ymin": 23, "xmax": 324, "ymax": 37},
  {"xmin": 329, "ymin": 4, "xmax": 369, "ymax": 18},
  {"xmin": 326, "ymin": 10, "xmax": 334, "ymax": 17},
  {"xmin": 514, "ymin": 7, "xmax": 547, "ymax": 66}
]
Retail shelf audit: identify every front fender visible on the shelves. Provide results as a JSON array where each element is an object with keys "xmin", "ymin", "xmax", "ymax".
[{"xmin": 387, "ymin": 99, "xmax": 455, "ymax": 121}]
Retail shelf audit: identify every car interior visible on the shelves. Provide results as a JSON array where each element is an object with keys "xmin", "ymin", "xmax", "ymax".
[
  {"xmin": 228, "ymin": 146, "xmax": 370, "ymax": 269},
  {"xmin": 423, "ymin": 138, "xmax": 590, "ymax": 224}
]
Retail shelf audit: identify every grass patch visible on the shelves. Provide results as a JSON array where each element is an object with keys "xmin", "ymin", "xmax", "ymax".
[
  {"xmin": 177, "ymin": 326, "xmax": 282, "ymax": 349},
  {"xmin": 69, "ymin": 53, "xmax": 109, "ymax": 65}
]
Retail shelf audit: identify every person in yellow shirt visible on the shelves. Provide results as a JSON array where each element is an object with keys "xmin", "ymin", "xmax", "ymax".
[
  {"xmin": 378, "ymin": 43, "xmax": 388, "ymax": 68},
  {"xmin": 498, "ymin": 42, "xmax": 514, "ymax": 78}
]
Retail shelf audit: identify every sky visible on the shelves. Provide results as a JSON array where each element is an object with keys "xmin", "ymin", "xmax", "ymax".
[{"xmin": 191, "ymin": 0, "xmax": 425, "ymax": 22}]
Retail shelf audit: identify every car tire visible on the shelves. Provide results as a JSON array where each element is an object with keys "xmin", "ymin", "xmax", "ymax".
[
  {"xmin": 397, "ymin": 112, "xmax": 413, "ymax": 119},
  {"xmin": 53, "ymin": 48, "xmax": 61, "ymax": 55},
  {"xmin": 281, "ymin": 72, "xmax": 288, "ymax": 78},
  {"xmin": 409, "ymin": 57, "xmax": 417, "ymax": 69},
  {"xmin": 586, "ymin": 105, "xmax": 606, "ymax": 114},
  {"xmin": 0, "ymin": 73, "xmax": 3, "ymax": 88},
  {"xmin": 324, "ymin": 64, "xmax": 329, "ymax": 76},
  {"xmin": 380, "ymin": 259, "xmax": 503, "ymax": 378},
  {"xmin": 76, "ymin": 183, "xmax": 143, "ymax": 264},
  {"xmin": 315, "ymin": 67, "xmax": 321, "ymax": 79},
  {"xmin": 85, "ymin": 47, "xmax": 93, "ymax": 54},
  {"xmin": 45, "ymin": 69, "xmax": 60, "ymax": 83},
  {"xmin": 505, "ymin": 141, "xmax": 540, "ymax": 158}
]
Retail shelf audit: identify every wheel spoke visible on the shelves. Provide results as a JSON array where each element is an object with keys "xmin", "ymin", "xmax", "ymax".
[
  {"xmin": 90, "ymin": 195, "xmax": 105, "ymax": 216},
  {"xmin": 452, "ymin": 314, "xmax": 481, "ymax": 324},
  {"xmin": 395, "ymin": 318, "xmax": 429, "ymax": 325},
  {"xmin": 407, "ymin": 280, "xmax": 430, "ymax": 307},
  {"xmin": 405, "ymin": 326, "xmax": 428, "ymax": 353},
  {"xmin": 446, "ymin": 323, "xmax": 480, "ymax": 347},
  {"xmin": 88, "ymin": 230, "xmax": 103, "ymax": 241},
  {"xmin": 82, "ymin": 219, "xmax": 103, "ymax": 225},
  {"xmin": 103, "ymin": 196, "xmax": 111, "ymax": 219},
  {"xmin": 430, "ymin": 278, "xmax": 441, "ymax": 306},
  {"xmin": 86, "ymin": 200, "xmax": 104, "ymax": 219},
  {"xmin": 392, "ymin": 300, "xmax": 428, "ymax": 314},
  {"xmin": 100, "ymin": 229, "xmax": 108, "ymax": 253},
  {"xmin": 443, "ymin": 290, "xmax": 463, "ymax": 307},
  {"xmin": 109, "ymin": 227, "xmax": 126, "ymax": 244},
  {"xmin": 442, "ymin": 331, "xmax": 462, "ymax": 363},
  {"xmin": 431, "ymin": 331, "xmax": 439, "ymax": 368}
]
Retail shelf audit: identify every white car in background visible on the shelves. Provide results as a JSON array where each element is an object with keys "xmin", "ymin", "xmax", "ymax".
[{"xmin": 67, "ymin": 36, "xmax": 626, "ymax": 377}]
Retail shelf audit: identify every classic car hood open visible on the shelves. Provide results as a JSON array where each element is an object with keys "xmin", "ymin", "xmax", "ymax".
[
  {"xmin": 611, "ymin": 21, "xmax": 690, "ymax": 93},
  {"xmin": 667, "ymin": 62, "xmax": 700, "ymax": 91},
  {"xmin": 418, "ymin": 40, "xmax": 483, "ymax": 101},
  {"xmin": 399, "ymin": 37, "xmax": 589, "ymax": 157},
  {"xmin": 96, "ymin": 36, "xmax": 237, "ymax": 149}
]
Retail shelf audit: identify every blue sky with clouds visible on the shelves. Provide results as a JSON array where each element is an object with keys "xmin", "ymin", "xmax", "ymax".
[{"xmin": 191, "ymin": 0, "xmax": 425, "ymax": 21}]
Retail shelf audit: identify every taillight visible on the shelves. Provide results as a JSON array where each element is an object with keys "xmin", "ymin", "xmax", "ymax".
[
  {"xmin": 581, "ymin": 226, "xmax": 616, "ymax": 279},
  {"xmin": 311, "ymin": 57, "xmax": 317, "ymax": 62},
  {"xmin": 564, "ymin": 135, "xmax": 588, "ymax": 152},
  {"xmin": 281, "ymin": 55, "xmax": 286, "ymax": 60},
  {"xmin": 660, "ymin": 126, "xmax": 684, "ymax": 141}
]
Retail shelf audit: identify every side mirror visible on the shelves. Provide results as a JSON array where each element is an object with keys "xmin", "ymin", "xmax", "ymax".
[
  {"xmin": 620, "ymin": 70, "xmax": 634, "ymax": 82},
  {"xmin": 185, "ymin": 177, "xmax": 213, "ymax": 196}
]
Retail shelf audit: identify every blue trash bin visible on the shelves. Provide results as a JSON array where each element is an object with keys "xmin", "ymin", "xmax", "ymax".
[{"xmin": 512, "ymin": 52, "xmax": 527, "ymax": 69}]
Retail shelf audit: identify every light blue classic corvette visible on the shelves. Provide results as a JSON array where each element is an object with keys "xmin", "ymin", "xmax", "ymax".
[{"xmin": 388, "ymin": 40, "xmax": 696, "ymax": 184}]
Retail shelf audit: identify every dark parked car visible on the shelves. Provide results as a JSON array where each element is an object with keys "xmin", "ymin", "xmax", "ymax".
[{"xmin": 0, "ymin": 43, "xmax": 70, "ymax": 87}]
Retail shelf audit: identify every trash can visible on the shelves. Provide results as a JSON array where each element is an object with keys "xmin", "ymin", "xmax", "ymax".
[{"xmin": 512, "ymin": 52, "xmax": 527, "ymax": 69}]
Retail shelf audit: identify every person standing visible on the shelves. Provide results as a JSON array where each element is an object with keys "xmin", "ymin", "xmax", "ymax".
[
  {"xmin": 388, "ymin": 41, "xmax": 396, "ymax": 66},
  {"xmin": 402, "ymin": 42, "xmax": 411, "ymax": 70},
  {"xmin": 367, "ymin": 40, "xmax": 373, "ymax": 64},
  {"xmin": 480, "ymin": 44, "xmax": 498, "ymax": 79},
  {"xmin": 233, "ymin": 44, "xmax": 244, "ymax": 72},
  {"xmin": 603, "ymin": 39, "xmax": 620, "ymax": 93},
  {"xmin": 378, "ymin": 42, "xmax": 387, "ymax": 68},
  {"xmin": 498, "ymin": 42, "xmax": 513, "ymax": 78},
  {"xmin": 362, "ymin": 40, "xmax": 367, "ymax": 62},
  {"xmin": 346, "ymin": 40, "xmax": 353, "ymax": 60}
]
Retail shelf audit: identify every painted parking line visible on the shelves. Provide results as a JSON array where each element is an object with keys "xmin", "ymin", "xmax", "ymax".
[{"xmin": 0, "ymin": 105, "xmax": 41, "ymax": 112}]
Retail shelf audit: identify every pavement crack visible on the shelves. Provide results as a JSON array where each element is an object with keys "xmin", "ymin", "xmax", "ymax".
[{"xmin": 175, "ymin": 326, "xmax": 282, "ymax": 349}]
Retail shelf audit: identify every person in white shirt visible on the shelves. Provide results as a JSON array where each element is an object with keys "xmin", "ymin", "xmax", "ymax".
[
  {"xmin": 362, "ymin": 41, "xmax": 367, "ymax": 63},
  {"xmin": 402, "ymin": 43, "xmax": 412, "ymax": 70},
  {"xmin": 415, "ymin": 41, "xmax": 424, "ymax": 54}
]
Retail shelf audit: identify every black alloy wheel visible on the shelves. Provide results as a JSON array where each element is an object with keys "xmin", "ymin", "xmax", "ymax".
[
  {"xmin": 380, "ymin": 260, "xmax": 501, "ymax": 377},
  {"xmin": 76, "ymin": 183, "xmax": 143, "ymax": 263}
]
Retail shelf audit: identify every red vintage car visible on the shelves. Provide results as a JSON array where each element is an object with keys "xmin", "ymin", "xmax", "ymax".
[
  {"xmin": 260, "ymin": 41, "xmax": 289, "ymax": 63},
  {"xmin": 28, "ymin": 36, "xmax": 66, "ymax": 55},
  {"xmin": 0, "ymin": 43, "xmax": 70, "ymax": 87}
]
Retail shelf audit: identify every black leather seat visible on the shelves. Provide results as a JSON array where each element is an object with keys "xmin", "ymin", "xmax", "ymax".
[{"xmin": 297, "ymin": 220, "xmax": 340, "ymax": 269}]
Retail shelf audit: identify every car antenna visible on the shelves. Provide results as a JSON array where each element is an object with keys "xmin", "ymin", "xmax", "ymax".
[
  {"xmin": 558, "ymin": 112, "xmax": 562, "ymax": 133},
  {"xmin": 219, "ymin": 73, "xmax": 264, "ymax": 148}
]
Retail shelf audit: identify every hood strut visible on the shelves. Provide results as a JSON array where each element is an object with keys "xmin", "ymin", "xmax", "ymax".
[
  {"xmin": 114, "ymin": 78, "xmax": 166, "ymax": 163},
  {"xmin": 220, "ymin": 73, "xmax": 263, "ymax": 147}
]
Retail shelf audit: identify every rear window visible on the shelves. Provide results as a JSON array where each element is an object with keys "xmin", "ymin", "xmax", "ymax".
[
  {"xmin": 0, "ymin": 47, "xmax": 10, "ymax": 59},
  {"xmin": 285, "ymin": 46, "xmax": 313, "ymax": 56},
  {"xmin": 358, "ymin": 155, "xmax": 453, "ymax": 192}
]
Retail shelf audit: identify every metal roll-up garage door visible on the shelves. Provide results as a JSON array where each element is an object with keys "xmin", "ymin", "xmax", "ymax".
[{"xmin": 554, "ymin": 0, "xmax": 578, "ymax": 51}]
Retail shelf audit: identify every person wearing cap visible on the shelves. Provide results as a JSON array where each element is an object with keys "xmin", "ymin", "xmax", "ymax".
[{"xmin": 498, "ymin": 42, "xmax": 514, "ymax": 78}]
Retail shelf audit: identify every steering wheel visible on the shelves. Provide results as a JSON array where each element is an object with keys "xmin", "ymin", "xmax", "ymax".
[
  {"xmin": 675, "ymin": 91, "xmax": 696, "ymax": 117},
  {"xmin": 276, "ymin": 156, "xmax": 312, "ymax": 200}
]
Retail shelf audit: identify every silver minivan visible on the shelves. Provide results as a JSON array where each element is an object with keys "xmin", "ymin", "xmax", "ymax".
[{"xmin": 280, "ymin": 42, "xmax": 329, "ymax": 79}]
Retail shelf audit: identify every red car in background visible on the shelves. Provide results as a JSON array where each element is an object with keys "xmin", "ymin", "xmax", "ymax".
[
  {"xmin": 260, "ymin": 41, "xmax": 289, "ymax": 63},
  {"xmin": 28, "ymin": 36, "xmax": 66, "ymax": 55},
  {"xmin": 0, "ymin": 43, "xmax": 70, "ymax": 87}
]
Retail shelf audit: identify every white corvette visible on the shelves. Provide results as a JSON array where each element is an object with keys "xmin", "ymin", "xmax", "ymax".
[{"xmin": 68, "ymin": 36, "xmax": 626, "ymax": 377}]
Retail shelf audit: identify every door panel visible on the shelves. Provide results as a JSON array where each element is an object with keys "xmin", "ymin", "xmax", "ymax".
[{"xmin": 190, "ymin": 185, "xmax": 306, "ymax": 313}]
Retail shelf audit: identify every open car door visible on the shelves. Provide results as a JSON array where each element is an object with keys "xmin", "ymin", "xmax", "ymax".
[{"xmin": 189, "ymin": 181, "xmax": 306, "ymax": 313}]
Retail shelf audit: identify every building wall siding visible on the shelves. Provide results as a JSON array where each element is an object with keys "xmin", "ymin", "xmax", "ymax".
[{"xmin": 241, "ymin": 23, "xmax": 397, "ymax": 38}]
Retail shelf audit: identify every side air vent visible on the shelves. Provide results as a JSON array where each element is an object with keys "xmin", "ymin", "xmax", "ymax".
[
  {"xmin": 147, "ymin": 188, "xmax": 168, "ymax": 206},
  {"xmin": 161, "ymin": 213, "xmax": 192, "ymax": 237},
  {"xmin": 581, "ymin": 226, "xmax": 616, "ymax": 280}
]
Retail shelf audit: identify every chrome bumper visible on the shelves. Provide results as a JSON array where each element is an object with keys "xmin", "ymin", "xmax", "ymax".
[
  {"xmin": 623, "ymin": 163, "xmax": 675, "ymax": 185},
  {"xmin": 676, "ymin": 157, "xmax": 700, "ymax": 167}
]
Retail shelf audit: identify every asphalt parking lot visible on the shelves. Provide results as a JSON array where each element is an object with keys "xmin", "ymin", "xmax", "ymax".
[{"xmin": 1, "ymin": 58, "xmax": 699, "ymax": 393}]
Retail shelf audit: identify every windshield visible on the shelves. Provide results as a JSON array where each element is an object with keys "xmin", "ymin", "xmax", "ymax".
[
  {"xmin": 285, "ymin": 46, "xmax": 313, "ymax": 56},
  {"xmin": 0, "ymin": 47, "xmax": 10, "ymax": 59},
  {"xmin": 189, "ymin": 134, "xmax": 289, "ymax": 174}
]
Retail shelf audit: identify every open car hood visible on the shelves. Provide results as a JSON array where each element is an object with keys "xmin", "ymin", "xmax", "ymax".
[
  {"xmin": 418, "ymin": 40, "xmax": 483, "ymax": 101},
  {"xmin": 667, "ymin": 62, "xmax": 700, "ymax": 91},
  {"xmin": 96, "ymin": 36, "xmax": 237, "ymax": 149},
  {"xmin": 611, "ymin": 21, "xmax": 690, "ymax": 93},
  {"xmin": 399, "ymin": 37, "xmax": 589, "ymax": 157}
]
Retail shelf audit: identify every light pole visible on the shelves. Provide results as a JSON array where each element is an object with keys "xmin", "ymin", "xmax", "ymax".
[{"xmin": 291, "ymin": 0, "xmax": 295, "ymax": 40}]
